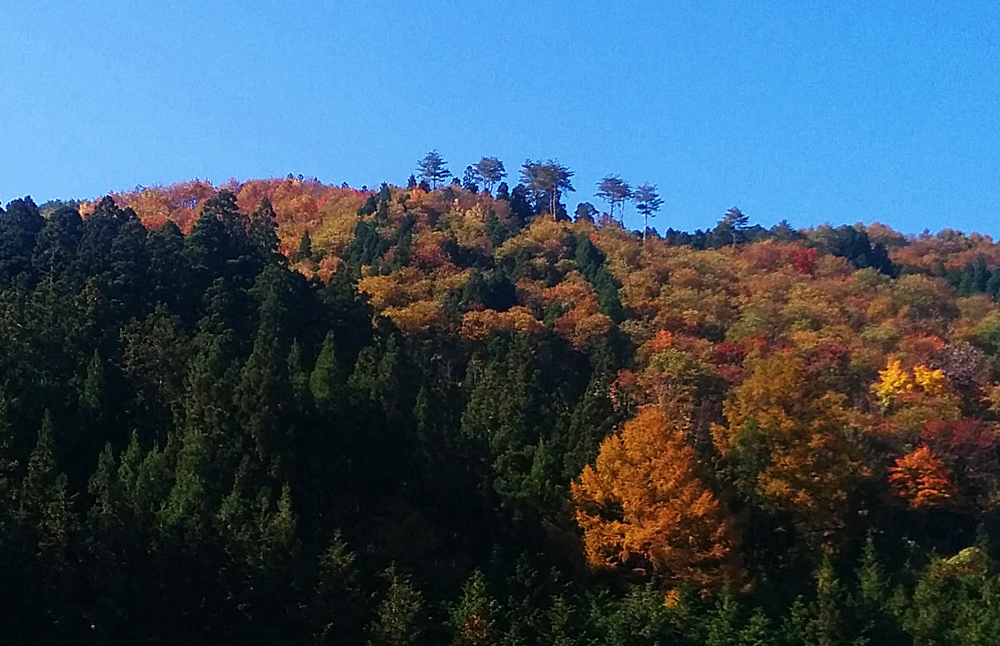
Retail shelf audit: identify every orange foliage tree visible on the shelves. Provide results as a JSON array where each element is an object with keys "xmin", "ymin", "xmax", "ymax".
[
  {"xmin": 572, "ymin": 406, "xmax": 738, "ymax": 589},
  {"xmin": 459, "ymin": 307, "xmax": 543, "ymax": 341},
  {"xmin": 888, "ymin": 445, "xmax": 959, "ymax": 509}
]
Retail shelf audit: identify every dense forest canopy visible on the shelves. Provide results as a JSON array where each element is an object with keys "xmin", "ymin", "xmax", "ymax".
[{"xmin": 7, "ymin": 157, "xmax": 1000, "ymax": 643}]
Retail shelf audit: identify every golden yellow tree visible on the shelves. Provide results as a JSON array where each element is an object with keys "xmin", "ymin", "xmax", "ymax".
[
  {"xmin": 716, "ymin": 351, "xmax": 866, "ymax": 533},
  {"xmin": 572, "ymin": 406, "xmax": 737, "ymax": 589},
  {"xmin": 871, "ymin": 356, "xmax": 961, "ymax": 431},
  {"xmin": 912, "ymin": 365, "xmax": 950, "ymax": 398},
  {"xmin": 871, "ymin": 356, "xmax": 913, "ymax": 408}
]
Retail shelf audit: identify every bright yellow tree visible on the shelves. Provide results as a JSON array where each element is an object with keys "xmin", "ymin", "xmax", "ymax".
[{"xmin": 872, "ymin": 356, "xmax": 913, "ymax": 408}]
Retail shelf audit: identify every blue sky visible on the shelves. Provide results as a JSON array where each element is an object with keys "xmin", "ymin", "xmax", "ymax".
[{"xmin": 1, "ymin": 1, "xmax": 998, "ymax": 235}]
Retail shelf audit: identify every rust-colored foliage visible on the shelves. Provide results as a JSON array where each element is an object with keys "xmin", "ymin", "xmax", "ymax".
[
  {"xmin": 793, "ymin": 246, "xmax": 817, "ymax": 275},
  {"xmin": 572, "ymin": 406, "xmax": 738, "ymax": 589},
  {"xmin": 711, "ymin": 341, "xmax": 746, "ymax": 384},
  {"xmin": 888, "ymin": 445, "xmax": 959, "ymax": 509},
  {"xmin": 920, "ymin": 418, "xmax": 1000, "ymax": 501}
]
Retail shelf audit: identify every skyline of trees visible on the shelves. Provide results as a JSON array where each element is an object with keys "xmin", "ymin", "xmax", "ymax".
[{"xmin": 415, "ymin": 152, "xmax": 671, "ymax": 229}]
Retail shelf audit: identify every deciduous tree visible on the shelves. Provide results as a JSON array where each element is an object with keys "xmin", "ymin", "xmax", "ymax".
[
  {"xmin": 888, "ymin": 445, "xmax": 959, "ymax": 509},
  {"xmin": 573, "ymin": 406, "xmax": 738, "ymax": 589}
]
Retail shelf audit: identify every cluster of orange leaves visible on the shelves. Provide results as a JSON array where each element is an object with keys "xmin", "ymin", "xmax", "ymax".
[
  {"xmin": 888, "ymin": 445, "xmax": 959, "ymax": 509},
  {"xmin": 572, "ymin": 406, "xmax": 738, "ymax": 590},
  {"xmin": 460, "ymin": 307, "xmax": 543, "ymax": 340}
]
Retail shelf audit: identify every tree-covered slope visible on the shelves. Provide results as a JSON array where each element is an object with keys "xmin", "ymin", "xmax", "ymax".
[{"xmin": 6, "ymin": 174, "xmax": 1000, "ymax": 643}]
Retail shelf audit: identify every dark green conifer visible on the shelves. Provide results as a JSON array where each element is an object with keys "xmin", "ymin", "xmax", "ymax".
[
  {"xmin": 20, "ymin": 412, "xmax": 76, "ymax": 544},
  {"xmin": 449, "ymin": 570, "xmax": 498, "ymax": 646},
  {"xmin": 248, "ymin": 197, "xmax": 280, "ymax": 259},
  {"xmin": 367, "ymin": 566, "xmax": 427, "ymax": 646},
  {"xmin": 296, "ymin": 229, "xmax": 314, "ymax": 262},
  {"xmin": 0, "ymin": 197, "xmax": 44, "ymax": 285},
  {"xmin": 310, "ymin": 331, "xmax": 343, "ymax": 406}
]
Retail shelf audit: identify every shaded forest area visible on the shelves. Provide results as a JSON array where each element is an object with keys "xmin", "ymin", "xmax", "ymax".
[{"xmin": 7, "ymin": 166, "xmax": 1000, "ymax": 644}]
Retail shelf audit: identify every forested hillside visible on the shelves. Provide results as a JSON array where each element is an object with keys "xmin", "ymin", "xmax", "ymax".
[{"xmin": 7, "ymin": 162, "xmax": 1000, "ymax": 644}]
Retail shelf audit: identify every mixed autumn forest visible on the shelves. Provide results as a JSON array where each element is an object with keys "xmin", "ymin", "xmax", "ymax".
[{"xmin": 7, "ymin": 154, "xmax": 1000, "ymax": 644}]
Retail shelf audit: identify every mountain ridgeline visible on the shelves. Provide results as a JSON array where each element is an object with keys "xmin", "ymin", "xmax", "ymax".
[{"xmin": 5, "ymin": 172, "xmax": 1000, "ymax": 644}]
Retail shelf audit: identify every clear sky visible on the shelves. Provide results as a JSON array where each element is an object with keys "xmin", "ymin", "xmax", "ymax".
[{"xmin": 2, "ymin": 0, "xmax": 999, "ymax": 235}]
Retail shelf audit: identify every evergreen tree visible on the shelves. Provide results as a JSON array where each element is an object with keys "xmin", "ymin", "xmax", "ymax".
[
  {"xmin": 80, "ymin": 349, "xmax": 105, "ymax": 416},
  {"xmin": 596, "ymin": 175, "xmax": 631, "ymax": 222},
  {"xmin": 237, "ymin": 285, "xmax": 292, "ymax": 462},
  {"xmin": 288, "ymin": 340, "xmax": 311, "ymax": 409},
  {"xmin": 367, "ymin": 566, "xmax": 427, "ymax": 646},
  {"xmin": 146, "ymin": 220, "xmax": 190, "ymax": 314},
  {"xmin": 18, "ymin": 412, "xmax": 77, "ymax": 561},
  {"xmin": 562, "ymin": 369, "xmax": 619, "ymax": 480},
  {"xmin": 485, "ymin": 210, "xmax": 509, "ymax": 248},
  {"xmin": 0, "ymin": 197, "xmax": 44, "ymax": 286},
  {"xmin": 297, "ymin": 230, "xmax": 314, "ymax": 262},
  {"xmin": 574, "ymin": 201, "xmax": 597, "ymax": 223},
  {"xmin": 712, "ymin": 206, "xmax": 750, "ymax": 247},
  {"xmin": 310, "ymin": 331, "xmax": 344, "ymax": 406},
  {"xmin": 345, "ymin": 221, "xmax": 388, "ymax": 272},
  {"xmin": 520, "ymin": 159, "xmax": 574, "ymax": 216},
  {"xmin": 474, "ymin": 157, "xmax": 506, "ymax": 195},
  {"xmin": 15, "ymin": 412, "xmax": 78, "ymax": 638},
  {"xmin": 312, "ymin": 531, "xmax": 362, "ymax": 645},
  {"xmin": 632, "ymin": 182, "xmax": 663, "ymax": 241},
  {"xmin": 574, "ymin": 233, "xmax": 625, "ymax": 322},
  {"xmin": 248, "ymin": 197, "xmax": 280, "ymax": 259},
  {"xmin": 416, "ymin": 151, "xmax": 451, "ymax": 188},
  {"xmin": 449, "ymin": 569, "xmax": 498, "ymax": 646},
  {"xmin": 705, "ymin": 587, "xmax": 743, "ymax": 646},
  {"xmin": 32, "ymin": 205, "xmax": 83, "ymax": 278}
]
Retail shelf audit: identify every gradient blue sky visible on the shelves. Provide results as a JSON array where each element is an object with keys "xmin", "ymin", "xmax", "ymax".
[{"xmin": 2, "ymin": 1, "xmax": 998, "ymax": 235}]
